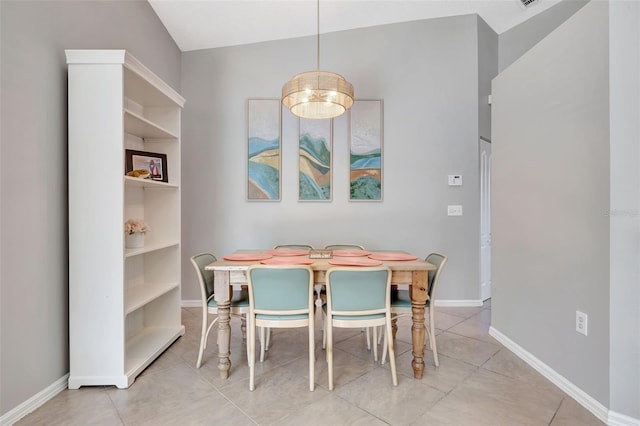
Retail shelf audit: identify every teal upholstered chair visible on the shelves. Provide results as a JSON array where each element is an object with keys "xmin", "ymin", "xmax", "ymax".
[
  {"xmin": 247, "ymin": 265, "xmax": 316, "ymax": 391},
  {"xmin": 323, "ymin": 244, "xmax": 365, "ymax": 250},
  {"xmin": 273, "ymin": 244, "xmax": 314, "ymax": 250},
  {"xmin": 190, "ymin": 253, "xmax": 251, "ymax": 368},
  {"xmin": 382, "ymin": 252, "xmax": 448, "ymax": 367},
  {"xmin": 323, "ymin": 266, "xmax": 397, "ymax": 390},
  {"xmin": 323, "ymin": 245, "xmax": 381, "ymax": 352}
]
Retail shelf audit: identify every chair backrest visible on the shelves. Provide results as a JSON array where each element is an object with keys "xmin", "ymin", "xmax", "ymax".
[
  {"xmin": 247, "ymin": 265, "xmax": 314, "ymax": 315},
  {"xmin": 326, "ymin": 267, "xmax": 391, "ymax": 316},
  {"xmin": 190, "ymin": 253, "xmax": 217, "ymax": 302},
  {"xmin": 324, "ymin": 244, "xmax": 365, "ymax": 250},
  {"xmin": 425, "ymin": 253, "xmax": 448, "ymax": 299},
  {"xmin": 273, "ymin": 244, "xmax": 314, "ymax": 250}
]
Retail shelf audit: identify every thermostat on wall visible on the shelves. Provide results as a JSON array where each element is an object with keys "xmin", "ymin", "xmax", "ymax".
[{"xmin": 448, "ymin": 175, "xmax": 463, "ymax": 186}]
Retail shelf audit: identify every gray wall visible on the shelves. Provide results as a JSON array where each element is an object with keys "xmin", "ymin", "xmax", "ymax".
[
  {"xmin": 180, "ymin": 15, "xmax": 492, "ymax": 303},
  {"xmin": 499, "ymin": 0, "xmax": 589, "ymax": 71},
  {"xmin": 492, "ymin": 0, "xmax": 610, "ymax": 407},
  {"xmin": 477, "ymin": 17, "xmax": 498, "ymax": 141},
  {"xmin": 609, "ymin": 1, "xmax": 640, "ymax": 419},
  {"xmin": 0, "ymin": 0, "xmax": 180, "ymax": 416},
  {"xmin": 4, "ymin": 0, "xmax": 631, "ymax": 421}
]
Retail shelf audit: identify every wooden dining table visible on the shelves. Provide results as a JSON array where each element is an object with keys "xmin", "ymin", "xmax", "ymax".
[{"xmin": 205, "ymin": 250, "xmax": 436, "ymax": 380}]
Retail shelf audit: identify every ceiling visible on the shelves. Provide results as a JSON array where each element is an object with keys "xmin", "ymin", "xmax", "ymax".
[{"xmin": 148, "ymin": 0, "xmax": 561, "ymax": 52}]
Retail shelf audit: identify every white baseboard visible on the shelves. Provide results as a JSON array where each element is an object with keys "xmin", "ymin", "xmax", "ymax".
[
  {"xmin": 609, "ymin": 411, "xmax": 640, "ymax": 426},
  {"xmin": 489, "ymin": 327, "xmax": 640, "ymax": 426},
  {"xmin": 182, "ymin": 299, "xmax": 484, "ymax": 308},
  {"xmin": 5, "ymin": 324, "xmax": 636, "ymax": 426},
  {"xmin": 435, "ymin": 299, "xmax": 484, "ymax": 307},
  {"xmin": 0, "ymin": 374, "xmax": 68, "ymax": 426},
  {"xmin": 181, "ymin": 300, "xmax": 200, "ymax": 308}
]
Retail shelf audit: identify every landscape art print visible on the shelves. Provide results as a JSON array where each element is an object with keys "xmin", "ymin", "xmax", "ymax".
[
  {"xmin": 299, "ymin": 118, "xmax": 332, "ymax": 201},
  {"xmin": 247, "ymin": 99, "xmax": 281, "ymax": 201},
  {"xmin": 349, "ymin": 100, "xmax": 383, "ymax": 201}
]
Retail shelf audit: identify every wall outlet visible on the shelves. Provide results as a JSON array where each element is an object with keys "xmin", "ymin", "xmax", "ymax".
[
  {"xmin": 447, "ymin": 205, "xmax": 463, "ymax": 216},
  {"xmin": 576, "ymin": 311, "xmax": 588, "ymax": 336}
]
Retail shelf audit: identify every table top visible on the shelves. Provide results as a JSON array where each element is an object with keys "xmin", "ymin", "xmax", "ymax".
[{"xmin": 205, "ymin": 249, "xmax": 436, "ymax": 272}]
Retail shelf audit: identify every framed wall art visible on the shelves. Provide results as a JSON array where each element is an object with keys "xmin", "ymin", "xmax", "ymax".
[
  {"xmin": 247, "ymin": 99, "xmax": 281, "ymax": 201},
  {"xmin": 349, "ymin": 99, "xmax": 383, "ymax": 201},
  {"xmin": 299, "ymin": 118, "xmax": 332, "ymax": 201},
  {"xmin": 125, "ymin": 149, "xmax": 168, "ymax": 183}
]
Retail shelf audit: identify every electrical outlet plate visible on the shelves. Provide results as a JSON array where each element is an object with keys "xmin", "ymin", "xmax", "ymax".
[
  {"xmin": 576, "ymin": 311, "xmax": 588, "ymax": 336},
  {"xmin": 447, "ymin": 205, "xmax": 463, "ymax": 216}
]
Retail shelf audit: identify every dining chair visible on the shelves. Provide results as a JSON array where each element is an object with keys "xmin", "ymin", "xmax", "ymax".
[
  {"xmin": 273, "ymin": 244, "xmax": 314, "ymax": 250},
  {"xmin": 323, "ymin": 244, "xmax": 366, "ymax": 250},
  {"xmin": 190, "ymin": 253, "xmax": 251, "ymax": 369},
  {"xmin": 382, "ymin": 252, "xmax": 448, "ymax": 367},
  {"xmin": 321, "ymin": 245, "xmax": 376, "ymax": 348},
  {"xmin": 258, "ymin": 245, "xmax": 313, "ymax": 351},
  {"xmin": 247, "ymin": 265, "xmax": 316, "ymax": 391},
  {"xmin": 323, "ymin": 266, "xmax": 397, "ymax": 390}
]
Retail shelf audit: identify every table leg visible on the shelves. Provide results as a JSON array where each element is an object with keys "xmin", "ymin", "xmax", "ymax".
[
  {"xmin": 410, "ymin": 270, "xmax": 428, "ymax": 379},
  {"xmin": 213, "ymin": 270, "xmax": 232, "ymax": 379},
  {"xmin": 391, "ymin": 317, "xmax": 398, "ymax": 341}
]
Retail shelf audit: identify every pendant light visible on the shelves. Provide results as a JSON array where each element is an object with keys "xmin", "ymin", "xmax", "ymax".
[{"xmin": 281, "ymin": 0, "xmax": 354, "ymax": 120}]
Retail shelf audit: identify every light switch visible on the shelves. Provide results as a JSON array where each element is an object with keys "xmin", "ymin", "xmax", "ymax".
[
  {"xmin": 447, "ymin": 205, "xmax": 463, "ymax": 216},
  {"xmin": 448, "ymin": 175, "xmax": 463, "ymax": 186}
]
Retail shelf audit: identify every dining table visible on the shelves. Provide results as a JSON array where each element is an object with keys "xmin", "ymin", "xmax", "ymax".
[{"xmin": 205, "ymin": 249, "xmax": 437, "ymax": 380}]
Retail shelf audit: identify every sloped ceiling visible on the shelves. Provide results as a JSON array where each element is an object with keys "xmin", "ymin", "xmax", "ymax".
[{"xmin": 148, "ymin": 0, "xmax": 561, "ymax": 52}]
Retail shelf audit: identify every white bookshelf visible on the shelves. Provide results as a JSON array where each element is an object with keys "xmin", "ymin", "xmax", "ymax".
[{"xmin": 66, "ymin": 50, "xmax": 185, "ymax": 389}]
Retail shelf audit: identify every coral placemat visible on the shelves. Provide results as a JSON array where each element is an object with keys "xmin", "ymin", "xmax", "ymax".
[
  {"xmin": 260, "ymin": 257, "xmax": 314, "ymax": 265},
  {"xmin": 223, "ymin": 253, "xmax": 273, "ymax": 261},
  {"xmin": 328, "ymin": 257, "xmax": 383, "ymax": 266},
  {"xmin": 265, "ymin": 248, "xmax": 310, "ymax": 257},
  {"xmin": 368, "ymin": 252, "xmax": 418, "ymax": 261},
  {"xmin": 331, "ymin": 249, "xmax": 371, "ymax": 257}
]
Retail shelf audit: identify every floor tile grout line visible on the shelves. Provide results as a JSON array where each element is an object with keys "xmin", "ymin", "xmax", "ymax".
[
  {"xmin": 196, "ymin": 364, "xmax": 261, "ymax": 425},
  {"xmin": 548, "ymin": 396, "xmax": 566, "ymax": 425},
  {"xmin": 104, "ymin": 387, "xmax": 127, "ymax": 426},
  {"xmin": 18, "ymin": 302, "xmax": 602, "ymax": 426}
]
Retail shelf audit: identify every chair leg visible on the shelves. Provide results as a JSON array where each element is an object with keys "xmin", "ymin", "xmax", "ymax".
[
  {"xmin": 249, "ymin": 316, "xmax": 256, "ymax": 391},
  {"xmin": 381, "ymin": 327, "xmax": 387, "ymax": 365},
  {"xmin": 197, "ymin": 314, "xmax": 217, "ymax": 369},
  {"xmin": 372, "ymin": 326, "xmax": 378, "ymax": 362},
  {"xmin": 265, "ymin": 327, "xmax": 271, "ymax": 351},
  {"xmin": 366, "ymin": 327, "xmax": 372, "ymax": 351},
  {"xmin": 241, "ymin": 316, "xmax": 247, "ymax": 341},
  {"xmin": 327, "ymin": 318, "xmax": 334, "ymax": 391},
  {"xmin": 246, "ymin": 339, "xmax": 251, "ymax": 366},
  {"xmin": 386, "ymin": 318, "xmax": 398, "ymax": 386},
  {"xmin": 428, "ymin": 308, "xmax": 439, "ymax": 367},
  {"xmin": 260, "ymin": 327, "xmax": 266, "ymax": 362},
  {"xmin": 309, "ymin": 320, "xmax": 315, "ymax": 391},
  {"xmin": 322, "ymin": 316, "xmax": 327, "ymax": 350}
]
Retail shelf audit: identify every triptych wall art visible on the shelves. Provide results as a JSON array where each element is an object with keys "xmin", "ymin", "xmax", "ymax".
[
  {"xmin": 299, "ymin": 118, "xmax": 332, "ymax": 201},
  {"xmin": 349, "ymin": 100, "xmax": 383, "ymax": 201},
  {"xmin": 247, "ymin": 99, "xmax": 382, "ymax": 202},
  {"xmin": 247, "ymin": 99, "xmax": 281, "ymax": 201}
]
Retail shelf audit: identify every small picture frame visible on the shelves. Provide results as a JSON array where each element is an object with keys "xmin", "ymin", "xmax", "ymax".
[{"xmin": 125, "ymin": 149, "xmax": 168, "ymax": 183}]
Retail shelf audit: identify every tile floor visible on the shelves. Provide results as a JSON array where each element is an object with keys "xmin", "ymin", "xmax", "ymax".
[{"xmin": 17, "ymin": 301, "xmax": 604, "ymax": 425}]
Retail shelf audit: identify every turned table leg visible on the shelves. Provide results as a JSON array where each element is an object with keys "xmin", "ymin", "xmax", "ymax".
[
  {"xmin": 410, "ymin": 270, "xmax": 428, "ymax": 379},
  {"xmin": 213, "ymin": 270, "xmax": 232, "ymax": 379}
]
